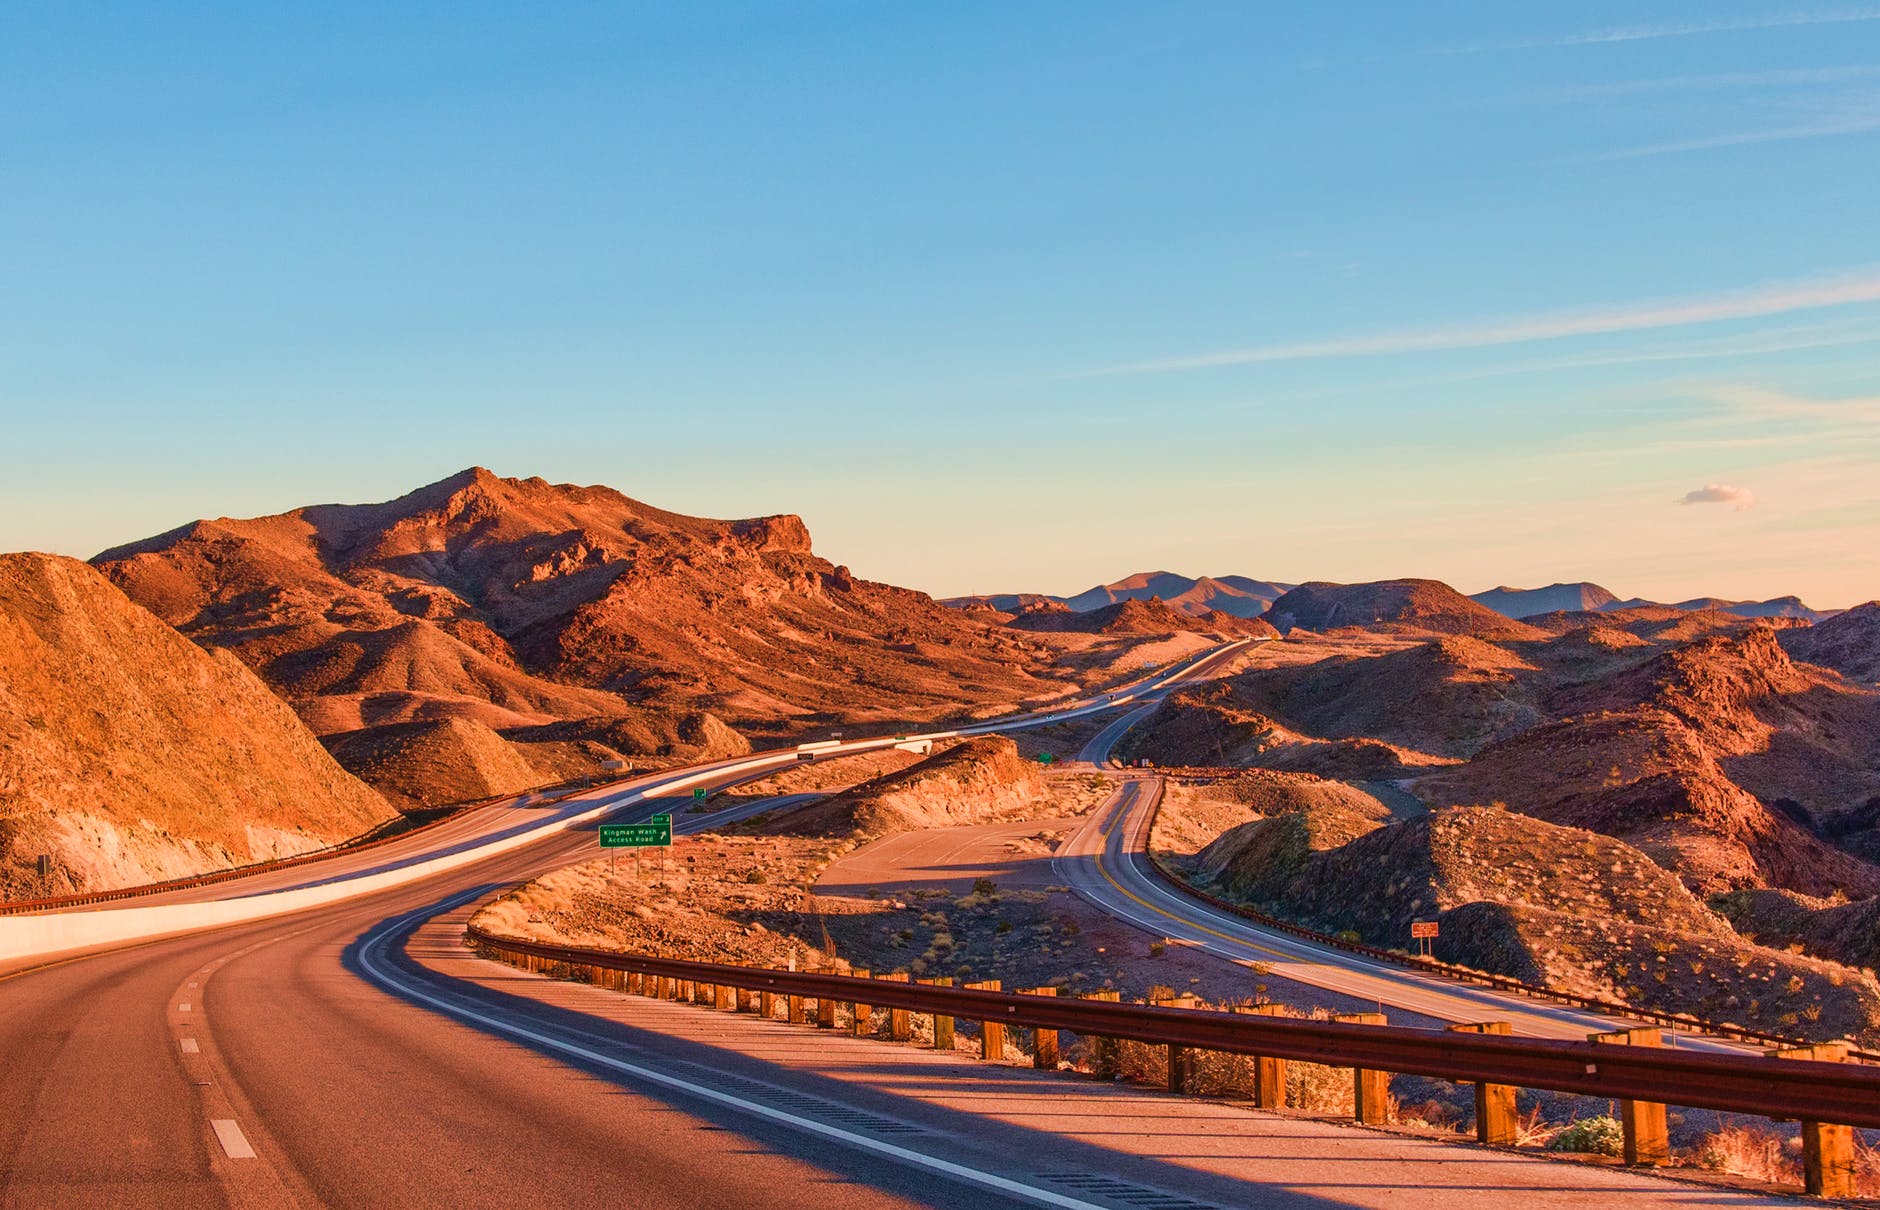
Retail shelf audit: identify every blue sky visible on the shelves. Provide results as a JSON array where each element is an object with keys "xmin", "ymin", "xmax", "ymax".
[{"xmin": 3, "ymin": 3, "xmax": 1877, "ymax": 606}]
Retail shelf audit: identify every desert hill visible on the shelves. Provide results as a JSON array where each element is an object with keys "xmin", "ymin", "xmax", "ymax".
[
  {"xmin": 1065, "ymin": 571, "xmax": 1291, "ymax": 618},
  {"xmin": 1471, "ymin": 582, "xmax": 1618, "ymax": 618},
  {"xmin": 1212, "ymin": 636, "xmax": 1544, "ymax": 759},
  {"xmin": 1419, "ymin": 707, "xmax": 1880, "ymax": 898},
  {"xmin": 769, "ymin": 736, "xmax": 1043, "ymax": 838},
  {"xmin": 1715, "ymin": 888, "xmax": 1880, "ymax": 974},
  {"xmin": 1116, "ymin": 677, "xmax": 1456, "ymax": 779},
  {"xmin": 1781, "ymin": 601, "xmax": 1880, "ymax": 685},
  {"xmin": 1007, "ymin": 596, "xmax": 1276, "ymax": 638},
  {"xmin": 96, "ymin": 469, "xmax": 1086, "ymax": 781},
  {"xmin": 1261, "ymin": 579, "xmax": 1546, "ymax": 641},
  {"xmin": 943, "ymin": 571, "xmax": 1292, "ymax": 620},
  {"xmin": 1124, "ymin": 618, "xmax": 1880, "ymax": 904},
  {"xmin": 1603, "ymin": 594, "xmax": 1826, "ymax": 621},
  {"xmin": 1183, "ymin": 803, "xmax": 1880, "ymax": 1041},
  {"xmin": 0, "ymin": 553, "xmax": 394, "ymax": 897}
]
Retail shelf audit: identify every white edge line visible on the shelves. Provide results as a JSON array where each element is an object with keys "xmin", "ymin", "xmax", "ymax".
[
  {"xmin": 210, "ymin": 1118, "xmax": 257, "ymax": 1160},
  {"xmin": 355, "ymin": 912, "xmax": 1104, "ymax": 1210}
]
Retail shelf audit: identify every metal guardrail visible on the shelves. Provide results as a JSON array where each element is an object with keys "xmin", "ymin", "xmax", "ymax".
[
  {"xmin": 465, "ymin": 925, "xmax": 1880, "ymax": 1131},
  {"xmin": 0, "ymin": 774, "xmax": 615, "ymax": 916},
  {"xmin": 1132, "ymin": 776, "xmax": 1880, "ymax": 1062}
]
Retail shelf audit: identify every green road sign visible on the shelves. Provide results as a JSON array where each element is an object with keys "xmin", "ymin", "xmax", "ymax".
[
  {"xmin": 1037, "ymin": 752, "xmax": 1055, "ymax": 764},
  {"xmin": 692, "ymin": 787, "xmax": 707, "ymax": 800},
  {"xmin": 600, "ymin": 814, "xmax": 671, "ymax": 848}
]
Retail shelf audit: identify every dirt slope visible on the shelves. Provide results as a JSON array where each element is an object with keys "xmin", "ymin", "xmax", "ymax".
[
  {"xmin": 321, "ymin": 718, "xmax": 544, "ymax": 811},
  {"xmin": 0, "ymin": 553, "xmax": 394, "ymax": 897},
  {"xmin": 770, "ymin": 737, "xmax": 1045, "ymax": 838}
]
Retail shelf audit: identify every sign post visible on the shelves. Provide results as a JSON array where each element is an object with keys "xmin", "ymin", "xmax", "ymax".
[
  {"xmin": 600, "ymin": 814, "xmax": 672, "ymax": 878},
  {"xmin": 1410, "ymin": 919, "xmax": 1439, "ymax": 958}
]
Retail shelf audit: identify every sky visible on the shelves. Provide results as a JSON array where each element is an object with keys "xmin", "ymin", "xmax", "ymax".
[{"xmin": 3, "ymin": 3, "xmax": 1878, "ymax": 608}]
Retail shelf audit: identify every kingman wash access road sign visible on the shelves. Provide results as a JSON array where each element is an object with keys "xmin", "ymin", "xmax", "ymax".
[{"xmin": 600, "ymin": 815, "xmax": 671, "ymax": 848}]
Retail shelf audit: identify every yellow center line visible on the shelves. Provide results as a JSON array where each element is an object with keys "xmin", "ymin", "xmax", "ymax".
[{"xmin": 1089, "ymin": 783, "xmax": 1299, "ymax": 964}]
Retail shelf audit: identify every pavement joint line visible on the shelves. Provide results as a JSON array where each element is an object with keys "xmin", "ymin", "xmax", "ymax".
[
  {"xmin": 359, "ymin": 907, "xmax": 1109, "ymax": 1210},
  {"xmin": 209, "ymin": 1118, "xmax": 257, "ymax": 1160}
]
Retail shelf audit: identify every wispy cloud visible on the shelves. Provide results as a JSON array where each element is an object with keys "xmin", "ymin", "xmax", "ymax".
[
  {"xmin": 1437, "ymin": 9, "xmax": 1880, "ymax": 54},
  {"xmin": 1677, "ymin": 483, "xmax": 1757, "ymax": 509},
  {"xmin": 1595, "ymin": 96, "xmax": 1880, "ymax": 157},
  {"xmin": 1086, "ymin": 273, "xmax": 1880, "ymax": 376},
  {"xmin": 1521, "ymin": 65, "xmax": 1880, "ymax": 102}
]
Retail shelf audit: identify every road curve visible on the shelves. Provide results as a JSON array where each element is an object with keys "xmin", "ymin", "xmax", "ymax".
[
  {"xmin": 0, "ymin": 638, "xmax": 1774, "ymax": 1206},
  {"xmin": 1053, "ymin": 777, "xmax": 1753, "ymax": 1053}
]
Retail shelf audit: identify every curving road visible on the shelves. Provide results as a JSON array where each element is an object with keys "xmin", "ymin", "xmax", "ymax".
[
  {"xmin": 0, "ymin": 638, "xmax": 1777, "ymax": 1206},
  {"xmin": 1054, "ymin": 711, "xmax": 1754, "ymax": 1053}
]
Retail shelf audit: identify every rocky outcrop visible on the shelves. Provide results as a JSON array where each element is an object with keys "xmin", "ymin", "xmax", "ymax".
[{"xmin": 1262, "ymin": 579, "xmax": 1545, "ymax": 640}]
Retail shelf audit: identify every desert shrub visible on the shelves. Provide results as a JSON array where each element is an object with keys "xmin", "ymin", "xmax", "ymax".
[
  {"xmin": 1548, "ymin": 1116, "xmax": 1623, "ymax": 1157},
  {"xmin": 972, "ymin": 877, "xmax": 998, "ymax": 895},
  {"xmin": 1693, "ymin": 1126, "xmax": 1798, "ymax": 1185}
]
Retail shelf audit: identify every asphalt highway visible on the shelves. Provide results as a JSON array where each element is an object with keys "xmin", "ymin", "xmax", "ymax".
[{"xmin": 0, "ymin": 639, "xmax": 1774, "ymax": 1205}]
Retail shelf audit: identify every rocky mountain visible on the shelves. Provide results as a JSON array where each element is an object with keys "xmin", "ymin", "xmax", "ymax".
[
  {"xmin": 1064, "ymin": 571, "xmax": 1292, "ymax": 618},
  {"xmin": 0, "ymin": 553, "xmax": 394, "ymax": 897},
  {"xmin": 94, "ymin": 470, "xmax": 1084, "ymax": 797},
  {"xmin": 1260, "ymin": 579, "xmax": 1546, "ymax": 641},
  {"xmin": 1471, "ymin": 582, "xmax": 1618, "ymax": 618},
  {"xmin": 1007, "ymin": 596, "xmax": 1277, "ymax": 638},
  {"xmin": 1780, "ymin": 601, "xmax": 1880, "ymax": 684},
  {"xmin": 1126, "ymin": 617, "xmax": 1880, "ymax": 903},
  {"xmin": 1605, "ymin": 595, "xmax": 1826, "ymax": 621},
  {"xmin": 944, "ymin": 571, "xmax": 1293, "ymax": 620}
]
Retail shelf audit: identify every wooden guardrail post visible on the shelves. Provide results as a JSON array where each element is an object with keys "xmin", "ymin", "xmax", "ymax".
[
  {"xmin": 1151, "ymin": 994, "xmax": 1201, "ymax": 1093},
  {"xmin": 1023, "ymin": 988, "xmax": 1060, "ymax": 1069},
  {"xmin": 1447, "ymin": 1022, "xmax": 1516, "ymax": 1145},
  {"xmin": 1773, "ymin": 1042, "xmax": 1856, "ymax": 1198},
  {"xmin": 920, "ymin": 978, "xmax": 955, "ymax": 1049},
  {"xmin": 760, "ymin": 982, "xmax": 777, "ymax": 1019},
  {"xmin": 1233, "ymin": 1004, "xmax": 1289, "ymax": 1109},
  {"xmin": 1335, "ymin": 1012, "xmax": 1390, "ymax": 1124},
  {"xmin": 883, "ymin": 973, "xmax": 913, "ymax": 1040},
  {"xmin": 715, "ymin": 982, "xmax": 736, "ymax": 1012},
  {"xmin": 787, "ymin": 989, "xmax": 806, "ymax": 1024},
  {"xmin": 1590, "ymin": 1027, "xmax": 1669, "ymax": 1166},
  {"xmin": 1085, "ymin": 990, "xmax": 1121, "ymax": 1078},
  {"xmin": 815, "ymin": 991, "xmax": 837, "ymax": 1029},
  {"xmin": 850, "ymin": 969, "xmax": 873, "ymax": 1037},
  {"xmin": 965, "ymin": 980, "xmax": 1003, "ymax": 1060}
]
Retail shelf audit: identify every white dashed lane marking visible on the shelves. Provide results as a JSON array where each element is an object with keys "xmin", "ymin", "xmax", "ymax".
[
  {"xmin": 210, "ymin": 1119, "xmax": 256, "ymax": 1160},
  {"xmin": 179, "ymin": 1038, "xmax": 200, "ymax": 1054}
]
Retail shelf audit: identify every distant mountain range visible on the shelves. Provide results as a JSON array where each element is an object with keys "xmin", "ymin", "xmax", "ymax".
[
  {"xmin": 1469, "ymin": 582, "xmax": 1829, "ymax": 623},
  {"xmin": 948, "ymin": 573, "xmax": 1829, "ymax": 625},
  {"xmin": 946, "ymin": 571, "xmax": 1293, "ymax": 620}
]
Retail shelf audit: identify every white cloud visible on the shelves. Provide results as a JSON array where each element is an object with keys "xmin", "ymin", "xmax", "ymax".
[
  {"xmin": 1086, "ymin": 272, "xmax": 1880, "ymax": 376},
  {"xmin": 1595, "ymin": 101, "xmax": 1880, "ymax": 159},
  {"xmin": 1677, "ymin": 483, "xmax": 1758, "ymax": 509},
  {"xmin": 1437, "ymin": 10, "xmax": 1880, "ymax": 54}
]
